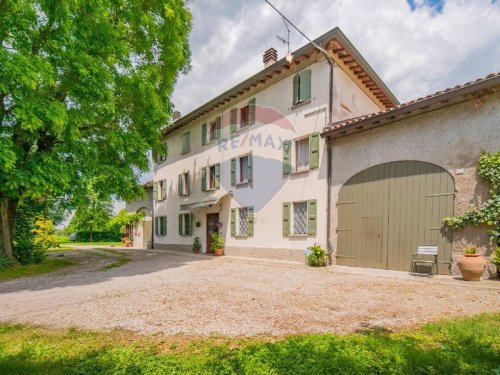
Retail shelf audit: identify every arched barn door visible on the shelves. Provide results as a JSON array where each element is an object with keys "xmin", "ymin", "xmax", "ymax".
[{"xmin": 336, "ymin": 161, "xmax": 454, "ymax": 274}]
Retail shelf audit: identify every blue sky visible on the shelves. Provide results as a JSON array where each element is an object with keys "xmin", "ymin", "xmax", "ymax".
[{"xmin": 171, "ymin": 0, "xmax": 500, "ymax": 115}]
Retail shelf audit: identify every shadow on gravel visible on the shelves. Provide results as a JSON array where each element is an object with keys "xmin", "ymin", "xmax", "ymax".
[{"xmin": 0, "ymin": 249, "xmax": 215, "ymax": 294}]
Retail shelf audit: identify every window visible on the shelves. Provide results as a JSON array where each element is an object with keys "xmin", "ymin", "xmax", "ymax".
[
  {"xmin": 283, "ymin": 133, "xmax": 320, "ymax": 175},
  {"xmin": 295, "ymin": 137, "xmax": 309, "ymax": 172},
  {"xmin": 231, "ymin": 154, "xmax": 252, "ymax": 186},
  {"xmin": 209, "ymin": 165, "xmax": 216, "ymax": 189},
  {"xmin": 154, "ymin": 142, "xmax": 168, "ymax": 163},
  {"xmin": 202, "ymin": 117, "xmax": 221, "ymax": 144},
  {"xmin": 292, "ymin": 202, "xmax": 308, "ymax": 235},
  {"xmin": 181, "ymin": 132, "xmax": 190, "ymax": 153},
  {"xmin": 293, "ymin": 70, "xmax": 312, "ymax": 105},
  {"xmin": 178, "ymin": 171, "xmax": 190, "ymax": 196},
  {"xmin": 238, "ymin": 208, "xmax": 248, "ymax": 235},
  {"xmin": 282, "ymin": 200, "xmax": 316, "ymax": 236},
  {"xmin": 201, "ymin": 164, "xmax": 220, "ymax": 191},
  {"xmin": 155, "ymin": 216, "xmax": 167, "ymax": 237},
  {"xmin": 178, "ymin": 213, "xmax": 193, "ymax": 236},
  {"xmin": 230, "ymin": 207, "xmax": 254, "ymax": 236},
  {"xmin": 240, "ymin": 106, "xmax": 249, "ymax": 128},
  {"xmin": 153, "ymin": 179, "xmax": 167, "ymax": 201}
]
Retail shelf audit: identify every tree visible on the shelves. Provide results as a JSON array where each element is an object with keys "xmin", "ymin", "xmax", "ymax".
[
  {"xmin": 0, "ymin": 1, "xmax": 191, "ymax": 257},
  {"xmin": 68, "ymin": 197, "xmax": 113, "ymax": 242}
]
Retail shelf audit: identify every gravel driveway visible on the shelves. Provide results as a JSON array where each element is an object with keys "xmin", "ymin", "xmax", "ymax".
[{"xmin": 1, "ymin": 248, "xmax": 499, "ymax": 337}]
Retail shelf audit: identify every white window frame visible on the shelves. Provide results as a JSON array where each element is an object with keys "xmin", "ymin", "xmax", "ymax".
[
  {"xmin": 237, "ymin": 154, "xmax": 249, "ymax": 184},
  {"xmin": 208, "ymin": 120, "xmax": 217, "ymax": 142},
  {"xmin": 292, "ymin": 201, "xmax": 308, "ymax": 235},
  {"xmin": 237, "ymin": 207, "xmax": 249, "ymax": 235},
  {"xmin": 208, "ymin": 164, "xmax": 217, "ymax": 190},
  {"xmin": 240, "ymin": 105, "xmax": 250, "ymax": 129},
  {"xmin": 294, "ymin": 136, "xmax": 310, "ymax": 172},
  {"xmin": 158, "ymin": 179, "xmax": 167, "ymax": 201},
  {"xmin": 181, "ymin": 171, "xmax": 189, "ymax": 196}
]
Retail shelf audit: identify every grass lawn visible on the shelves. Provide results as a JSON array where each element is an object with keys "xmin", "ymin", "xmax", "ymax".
[
  {"xmin": 0, "ymin": 313, "xmax": 498, "ymax": 374},
  {"xmin": 95, "ymin": 248, "xmax": 131, "ymax": 270},
  {"xmin": 0, "ymin": 259, "xmax": 73, "ymax": 281}
]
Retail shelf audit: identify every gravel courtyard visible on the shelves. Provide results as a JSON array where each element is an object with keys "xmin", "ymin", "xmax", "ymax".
[{"xmin": 1, "ymin": 248, "xmax": 499, "ymax": 337}]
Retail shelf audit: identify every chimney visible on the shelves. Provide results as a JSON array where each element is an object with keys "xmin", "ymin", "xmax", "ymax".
[
  {"xmin": 172, "ymin": 111, "xmax": 181, "ymax": 121},
  {"xmin": 263, "ymin": 47, "xmax": 278, "ymax": 67}
]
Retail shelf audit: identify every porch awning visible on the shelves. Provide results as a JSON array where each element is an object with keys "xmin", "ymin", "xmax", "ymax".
[{"xmin": 180, "ymin": 194, "xmax": 226, "ymax": 211}]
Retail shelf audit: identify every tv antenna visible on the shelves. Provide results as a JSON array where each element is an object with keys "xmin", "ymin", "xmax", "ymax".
[{"xmin": 276, "ymin": 16, "xmax": 290, "ymax": 54}]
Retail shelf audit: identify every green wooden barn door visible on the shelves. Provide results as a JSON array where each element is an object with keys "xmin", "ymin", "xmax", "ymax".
[{"xmin": 337, "ymin": 161, "xmax": 454, "ymax": 274}]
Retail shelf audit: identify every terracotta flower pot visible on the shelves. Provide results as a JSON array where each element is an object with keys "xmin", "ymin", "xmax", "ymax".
[
  {"xmin": 193, "ymin": 248, "xmax": 200, "ymax": 254},
  {"xmin": 457, "ymin": 254, "xmax": 486, "ymax": 281},
  {"xmin": 214, "ymin": 247, "xmax": 224, "ymax": 256}
]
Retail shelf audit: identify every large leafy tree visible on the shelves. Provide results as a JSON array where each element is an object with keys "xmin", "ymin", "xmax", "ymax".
[{"xmin": 0, "ymin": 1, "xmax": 191, "ymax": 257}]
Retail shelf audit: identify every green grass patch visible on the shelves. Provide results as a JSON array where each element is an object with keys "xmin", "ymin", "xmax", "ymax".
[
  {"xmin": 47, "ymin": 246, "xmax": 77, "ymax": 252},
  {"xmin": 0, "ymin": 313, "xmax": 498, "ymax": 374},
  {"xmin": 0, "ymin": 258, "xmax": 73, "ymax": 281},
  {"xmin": 54, "ymin": 235, "xmax": 70, "ymax": 243}
]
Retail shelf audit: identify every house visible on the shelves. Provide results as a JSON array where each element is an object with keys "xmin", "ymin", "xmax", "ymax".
[
  {"xmin": 152, "ymin": 27, "xmax": 397, "ymax": 259},
  {"xmin": 322, "ymin": 72, "xmax": 500, "ymax": 276},
  {"xmin": 125, "ymin": 181, "xmax": 154, "ymax": 248}
]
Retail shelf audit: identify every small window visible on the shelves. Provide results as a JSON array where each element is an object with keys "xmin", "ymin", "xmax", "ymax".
[
  {"xmin": 158, "ymin": 180, "xmax": 167, "ymax": 200},
  {"xmin": 181, "ymin": 132, "xmax": 190, "ymax": 153},
  {"xmin": 155, "ymin": 142, "xmax": 168, "ymax": 163},
  {"xmin": 292, "ymin": 202, "xmax": 308, "ymax": 235},
  {"xmin": 295, "ymin": 137, "xmax": 310, "ymax": 171},
  {"xmin": 155, "ymin": 216, "xmax": 167, "ymax": 237},
  {"xmin": 293, "ymin": 70, "xmax": 312, "ymax": 105},
  {"xmin": 240, "ymin": 106, "xmax": 249, "ymax": 128},
  {"xmin": 179, "ymin": 213, "xmax": 192, "ymax": 236},
  {"xmin": 238, "ymin": 208, "xmax": 249, "ymax": 235},
  {"xmin": 179, "ymin": 172, "xmax": 190, "ymax": 196},
  {"xmin": 208, "ymin": 119, "xmax": 221, "ymax": 142},
  {"xmin": 239, "ymin": 155, "xmax": 248, "ymax": 183},
  {"xmin": 209, "ymin": 165, "xmax": 216, "ymax": 190}
]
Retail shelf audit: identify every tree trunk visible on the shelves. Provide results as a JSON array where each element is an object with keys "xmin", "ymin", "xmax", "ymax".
[
  {"xmin": 0, "ymin": 197, "xmax": 18, "ymax": 258},
  {"xmin": 89, "ymin": 231, "xmax": 93, "ymax": 242}
]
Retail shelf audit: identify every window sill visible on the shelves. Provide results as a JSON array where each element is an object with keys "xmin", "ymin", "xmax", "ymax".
[
  {"xmin": 180, "ymin": 149, "xmax": 191, "ymax": 155},
  {"xmin": 293, "ymin": 168, "xmax": 310, "ymax": 175},
  {"xmin": 204, "ymin": 139, "xmax": 219, "ymax": 146},
  {"xmin": 236, "ymin": 180, "xmax": 249, "ymax": 187},
  {"xmin": 205, "ymin": 187, "xmax": 217, "ymax": 192},
  {"xmin": 287, "ymin": 234, "xmax": 309, "ymax": 238},
  {"xmin": 291, "ymin": 99, "xmax": 312, "ymax": 110},
  {"xmin": 235, "ymin": 234, "xmax": 249, "ymax": 238}
]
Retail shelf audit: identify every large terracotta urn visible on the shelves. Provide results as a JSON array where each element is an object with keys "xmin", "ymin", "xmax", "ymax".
[{"xmin": 457, "ymin": 254, "xmax": 486, "ymax": 281}]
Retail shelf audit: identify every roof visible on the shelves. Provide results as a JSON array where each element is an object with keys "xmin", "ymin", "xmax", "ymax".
[
  {"xmin": 163, "ymin": 27, "xmax": 399, "ymax": 137},
  {"xmin": 141, "ymin": 180, "xmax": 154, "ymax": 188},
  {"xmin": 322, "ymin": 72, "xmax": 500, "ymax": 139}
]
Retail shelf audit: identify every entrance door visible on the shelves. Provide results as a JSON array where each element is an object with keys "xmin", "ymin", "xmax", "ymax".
[
  {"xmin": 206, "ymin": 213, "xmax": 219, "ymax": 253},
  {"xmin": 337, "ymin": 161, "xmax": 454, "ymax": 274}
]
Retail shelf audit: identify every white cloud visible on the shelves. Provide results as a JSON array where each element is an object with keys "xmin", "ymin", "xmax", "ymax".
[{"xmin": 172, "ymin": 0, "xmax": 500, "ymax": 113}]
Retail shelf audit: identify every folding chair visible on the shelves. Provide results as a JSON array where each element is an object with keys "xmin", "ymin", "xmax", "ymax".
[{"xmin": 411, "ymin": 245, "xmax": 438, "ymax": 275}]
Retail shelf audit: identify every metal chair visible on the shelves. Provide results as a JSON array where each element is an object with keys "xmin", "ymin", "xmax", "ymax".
[{"xmin": 411, "ymin": 246, "xmax": 438, "ymax": 275}]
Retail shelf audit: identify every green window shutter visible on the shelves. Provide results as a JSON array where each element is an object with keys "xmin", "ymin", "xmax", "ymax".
[
  {"xmin": 154, "ymin": 217, "xmax": 159, "ymax": 236},
  {"xmin": 161, "ymin": 179, "xmax": 167, "ymax": 200},
  {"xmin": 231, "ymin": 157, "xmax": 237, "ymax": 186},
  {"xmin": 201, "ymin": 167, "xmax": 207, "ymax": 191},
  {"xmin": 299, "ymin": 70, "xmax": 312, "ymax": 102},
  {"xmin": 215, "ymin": 116, "xmax": 221, "ymax": 139},
  {"xmin": 178, "ymin": 214, "xmax": 183, "ymax": 236},
  {"xmin": 230, "ymin": 108, "xmax": 238, "ymax": 134},
  {"xmin": 292, "ymin": 74, "xmax": 299, "ymax": 105},
  {"xmin": 308, "ymin": 200, "xmax": 317, "ymax": 235},
  {"xmin": 187, "ymin": 213, "xmax": 193, "ymax": 236},
  {"xmin": 230, "ymin": 208, "xmax": 236, "ymax": 236},
  {"xmin": 283, "ymin": 202, "xmax": 291, "ymax": 236},
  {"xmin": 164, "ymin": 217, "xmax": 167, "ymax": 236},
  {"xmin": 247, "ymin": 207, "xmax": 254, "ymax": 236},
  {"xmin": 186, "ymin": 172, "xmax": 190, "ymax": 195},
  {"xmin": 153, "ymin": 182, "xmax": 158, "ymax": 200},
  {"xmin": 247, "ymin": 153, "xmax": 253, "ymax": 182},
  {"xmin": 249, "ymin": 98, "xmax": 256, "ymax": 125},
  {"xmin": 178, "ymin": 174, "xmax": 183, "ymax": 196},
  {"xmin": 215, "ymin": 163, "xmax": 221, "ymax": 189},
  {"xmin": 202, "ymin": 123, "xmax": 207, "ymax": 145},
  {"xmin": 309, "ymin": 132, "xmax": 320, "ymax": 169},
  {"xmin": 283, "ymin": 140, "xmax": 292, "ymax": 175}
]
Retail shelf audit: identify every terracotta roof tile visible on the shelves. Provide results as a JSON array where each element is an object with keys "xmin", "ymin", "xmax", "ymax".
[{"xmin": 323, "ymin": 71, "xmax": 500, "ymax": 134}]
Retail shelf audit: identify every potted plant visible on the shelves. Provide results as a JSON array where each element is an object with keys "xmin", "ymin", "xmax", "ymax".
[
  {"xmin": 195, "ymin": 221, "xmax": 201, "ymax": 228},
  {"xmin": 490, "ymin": 247, "xmax": 500, "ymax": 278},
  {"xmin": 305, "ymin": 244, "xmax": 327, "ymax": 267},
  {"xmin": 192, "ymin": 237, "xmax": 202, "ymax": 254},
  {"xmin": 210, "ymin": 232, "xmax": 224, "ymax": 256},
  {"xmin": 457, "ymin": 245, "xmax": 486, "ymax": 281}
]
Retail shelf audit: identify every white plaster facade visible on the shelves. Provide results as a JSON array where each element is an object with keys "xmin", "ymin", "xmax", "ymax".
[{"xmin": 154, "ymin": 52, "xmax": 382, "ymax": 258}]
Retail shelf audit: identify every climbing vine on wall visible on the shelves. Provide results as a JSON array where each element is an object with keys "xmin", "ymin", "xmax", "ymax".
[{"xmin": 444, "ymin": 151, "xmax": 500, "ymax": 245}]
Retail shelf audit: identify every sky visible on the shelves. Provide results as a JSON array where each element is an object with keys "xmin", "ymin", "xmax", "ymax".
[{"xmin": 171, "ymin": 0, "xmax": 500, "ymax": 115}]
